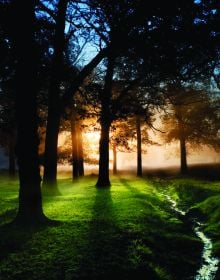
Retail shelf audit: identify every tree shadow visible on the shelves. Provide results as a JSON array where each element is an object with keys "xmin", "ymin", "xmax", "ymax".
[
  {"xmin": 74, "ymin": 187, "xmax": 123, "ymax": 279},
  {"xmin": 119, "ymin": 177, "xmax": 148, "ymax": 197},
  {"xmin": 72, "ymin": 185, "xmax": 159, "ymax": 280},
  {"xmin": 118, "ymin": 177, "xmax": 202, "ymax": 280},
  {"xmin": 118, "ymin": 177, "xmax": 168, "ymax": 229},
  {"xmin": 0, "ymin": 209, "xmax": 60, "ymax": 262},
  {"xmin": 0, "ymin": 208, "xmax": 17, "ymax": 226}
]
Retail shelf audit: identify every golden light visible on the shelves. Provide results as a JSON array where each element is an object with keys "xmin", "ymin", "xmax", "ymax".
[
  {"xmin": 58, "ymin": 131, "xmax": 70, "ymax": 147},
  {"xmin": 56, "ymin": 123, "xmax": 219, "ymax": 173},
  {"xmin": 83, "ymin": 131, "xmax": 100, "ymax": 163},
  {"xmin": 84, "ymin": 131, "xmax": 100, "ymax": 142}
]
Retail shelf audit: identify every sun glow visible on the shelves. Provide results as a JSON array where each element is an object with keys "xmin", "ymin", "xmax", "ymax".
[
  {"xmin": 84, "ymin": 131, "xmax": 100, "ymax": 142},
  {"xmin": 58, "ymin": 131, "xmax": 70, "ymax": 147},
  {"xmin": 57, "ymin": 125, "xmax": 219, "ymax": 174}
]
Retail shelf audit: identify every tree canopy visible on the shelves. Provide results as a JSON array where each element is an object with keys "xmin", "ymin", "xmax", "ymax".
[{"xmin": 0, "ymin": 0, "xmax": 220, "ymax": 223}]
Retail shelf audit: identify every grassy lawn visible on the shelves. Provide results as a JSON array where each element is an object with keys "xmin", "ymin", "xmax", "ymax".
[{"xmin": 0, "ymin": 173, "xmax": 220, "ymax": 279}]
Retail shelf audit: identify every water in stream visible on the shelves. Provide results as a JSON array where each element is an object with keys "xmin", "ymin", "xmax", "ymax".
[
  {"xmin": 194, "ymin": 221, "xmax": 219, "ymax": 280},
  {"xmin": 163, "ymin": 193, "xmax": 219, "ymax": 280}
]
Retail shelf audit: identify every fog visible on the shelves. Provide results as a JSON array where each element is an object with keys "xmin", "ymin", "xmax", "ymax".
[
  {"xmin": 56, "ymin": 144, "xmax": 219, "ymax": 178},
  {"xmin": 57, "ymin": 131, "xmax": 220, "ymax": 175},
  {"xmin": 115, "ymin": 145, "xmax": 219, "ymax": 170}
]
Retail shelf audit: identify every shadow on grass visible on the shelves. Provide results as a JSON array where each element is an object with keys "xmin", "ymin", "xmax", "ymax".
[
  {"xmin": 0, "ymin": 209, "xmax": 60, "ymax": 262},
  {"xmin": 74, "ymin": 186, "xmax": 158, "ymax": 280},
  {"xmin": 0, "ymin": 208, "xmax": 17, "ymax": 225},
  {"xmin": 119, "ymin": 177, "xmax": 148, "ymax": 197},
  {"xmin": 118, "ymin": 177, "xmax": 202, "ymax": 280}
]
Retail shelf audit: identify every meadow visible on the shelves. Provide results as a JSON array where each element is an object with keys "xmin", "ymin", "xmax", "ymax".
[{"xmin": 0, "ymin": 167, "xmax": 220, "ymax": 280}]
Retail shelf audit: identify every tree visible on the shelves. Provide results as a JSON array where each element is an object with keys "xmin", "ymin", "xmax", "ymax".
[
  {"xmin": 136, "ymin": 115, "xmax": 143, "ymax": 177},
  {"xmin": 39, "ymin": 0, "xmax": 108, "ymax": 188},
  {"xmin": 96, "ymin": 53, "xmax": 115, "ymax": 186},
  {"xmin": 161, "ymin": 86, "xmax": 220, "ymax": 174},
  {"xmin": 10, "ymin": 0, "xmax": 47, "ymax": 224},
  {"xmin": 41, "ymin": 0, "xmax": 214, "ymax": 187},
  {"xmin": 70, "ymin": 109, "xmax": 84, "ymax": 179},
  {"xmin": 110, "ymin": 120, "xmax": 133, "ymax": 175},
  {"xmin": 86, "ymin": 0, "xmax": 156, "ymax": 186},
  {"xmin": 43, "ymin": 0, "xmax": 69, "ymax": 191}
]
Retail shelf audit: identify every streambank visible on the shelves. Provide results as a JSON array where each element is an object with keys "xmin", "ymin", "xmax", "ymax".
[{"xmin": 163, "ymin": 193, "xmax": 219, "ymax": 280}]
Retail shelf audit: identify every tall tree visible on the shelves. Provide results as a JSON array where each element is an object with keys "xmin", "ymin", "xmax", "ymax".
[
  {"xmin": 110, "ymin": 120, "xmax": 135, "ymax": 175},
  {"xmin": 39, "ymin": 0, "xmax": 108, "ymax": 188},
  {"xmin": 96, "ymin": 54, "xmax": 115, "ymax": 186},
  {"xmin": 136, "ymin": 115, "xmax": 143, "ymax": 177},
  {"xmin": 77, "ymin": 124, "xmax": 84, "ymax": 176},
  {"xmin": 43, "ymin": 0, "xmax": 68, "ymax": 190},
  {"xmin": 70, "ymin": 108, "xmax": 86, "ymax": 179},
  {"xmin": 11, "ymin": 0, "xmax": 47, "ymax": 223},
  {"xmin": 69, "ymin": 91, "xmax": 86, "ymax": 179},
  {"xmin": 86, "ymin": 0, "xmax": 154, "ymax": 186},
  {"xmin": 161, "ymin": 86, "xmax": 220, "ymax": 174}
]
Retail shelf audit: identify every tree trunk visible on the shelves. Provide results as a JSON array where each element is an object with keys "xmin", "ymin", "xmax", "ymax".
[
  {"xmin": 43, "ymin": 0, "xmax": 68, "ymax": 190},
  {"xmin": 96, "ymin": 55, "xmax": 115, "ymax": 187},
  {"xmin": 96, "ymin": 122, "xmax": 111, "ymax": 186},
  {"xmin": 12, "ymin": 0, "xmax": 46, "ymax": 224},
  {"xmin": 71, "ymin": 110, "xmax": 79, "ymax": 179},
  {"xmin": 178, "ymin": 115, "xmax": 188, "ymax": 175},
  {"xmin": 43, "ymin": 110, "xmax": 60, "ymax": 187},
  {"xmin": 70, "ymin": 113, "xmax": 84, "ymax": 179},
  {"xmin": 180, "ymin": 135, "xmax": 188, "ymax": 175},
  {"xmin": 113, "ymin": 144, "xmax": 117, "ymax": 175},
  {"xmin": 136, "ymin": 115, "xmax": 142, "ymax": 177},
  {"xmin": 78, "ymin": 124, "xmax": 84, "ymax": 177}
]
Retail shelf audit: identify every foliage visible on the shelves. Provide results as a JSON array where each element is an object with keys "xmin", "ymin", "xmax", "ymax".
[
  {"xmin": 1, "ymin": 0, "xmax": 220, "ymax": 223},
  {"xmin": 160, "ymin": 87, "xmax": 220, "ymax": 153},
  {"xmin": 110, "ymin": 118, "xmax": 157, "ymax": 153}
]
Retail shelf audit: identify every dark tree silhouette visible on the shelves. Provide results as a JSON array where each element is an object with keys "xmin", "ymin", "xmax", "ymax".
[
  {"xmin": 70, "ymin": 109, "xmax": 85, "ymax": 179},
  {"xmin": 110, "ymin": 120, "xmax": 135, "ymax": 175},
  {"xmin": 11, "ymin": 0, "xmax": 47, "ymax": 224},
  {"xmin": 43, "ymin": 0, "xmax": 68, "ymax": 191},
  {"xmin": 136, "ymin": 115, "xmax": 143, "ymax": 177},
  {"xmin": 40, "ymin": 0, "xmax": 108, "ymax": 188},
  {"xmin": 96, "ymin": 54, "xmax": 115, "ymax": 187},
  {"xmin": 161, "ymin": 86, "xmax": 220, "ymax": 175},
  {"xmin": 70, "ymin": 109, "xmax": 79, "ymax": 179}
]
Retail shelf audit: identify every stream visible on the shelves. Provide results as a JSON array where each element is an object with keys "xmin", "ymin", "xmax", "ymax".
[{"xmin": 163, "ymin": 194, "xmax": 219, "ymax": 280}]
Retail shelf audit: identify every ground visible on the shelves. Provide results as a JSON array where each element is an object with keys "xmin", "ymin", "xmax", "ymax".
[{"xmin": 0, "ymin": 166, "xmax": 220, "ymax": 280}]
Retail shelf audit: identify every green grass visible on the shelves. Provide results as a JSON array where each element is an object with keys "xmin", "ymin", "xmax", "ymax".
[
  {"xmin": 153, "ymin": 177, "xmax": 220, "ymax": 266},
  {"xmin": 0, "ymin": 174, "xmax": 220, "ymax": 279}
]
